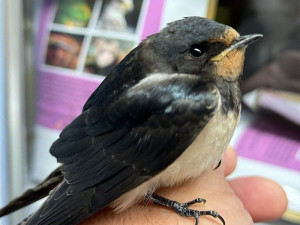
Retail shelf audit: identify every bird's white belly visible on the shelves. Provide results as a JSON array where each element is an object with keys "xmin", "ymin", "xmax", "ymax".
[{"xmin": 111, "ymin": 110, "xmax": 239, "ymax": 212}]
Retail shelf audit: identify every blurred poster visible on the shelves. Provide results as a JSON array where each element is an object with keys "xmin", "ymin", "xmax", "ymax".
[{"xmin": 32, "ymin": 0, "xmax": 213, "ymax": 180}]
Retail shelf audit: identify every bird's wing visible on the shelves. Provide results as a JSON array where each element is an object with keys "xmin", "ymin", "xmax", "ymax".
[
  {"xmin": 26, "ymin": 74, "xmax": 219, "ymax": 225},
  {"xmin": 53, "ymin": 74, "xmax": 219, "ymax": 194}
]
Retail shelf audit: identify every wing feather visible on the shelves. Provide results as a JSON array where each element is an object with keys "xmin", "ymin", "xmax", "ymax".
[{"xmin": 26, "ymin": 74, "xmax": 219, "ymax": 225}]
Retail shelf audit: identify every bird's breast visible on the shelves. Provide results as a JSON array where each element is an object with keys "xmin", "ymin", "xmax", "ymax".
[
  {"xmin": 155, "ymin": 109, "xmax": 239, "ymax": 185},
  {"xmin": 111, "ymin": 109, "xmax": 239, "ymax": 212}
]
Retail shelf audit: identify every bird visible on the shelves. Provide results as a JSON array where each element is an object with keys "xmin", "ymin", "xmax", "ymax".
[{"xmin": 0, "ymin": 17, "xmax": 262, "ymax": 225}]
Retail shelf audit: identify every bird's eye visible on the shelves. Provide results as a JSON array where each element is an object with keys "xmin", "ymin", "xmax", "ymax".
[{"xmin": 189, "ymin": 44, "xmax": 206, "ymax": 58}]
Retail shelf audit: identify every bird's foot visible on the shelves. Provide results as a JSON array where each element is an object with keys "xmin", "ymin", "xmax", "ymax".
[{"xmin": 149, "ymin": 193, "xmax": 225, "ymax": 225}]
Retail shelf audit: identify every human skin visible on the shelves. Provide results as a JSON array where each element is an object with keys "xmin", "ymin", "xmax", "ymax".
[{"xmin": 80, "ymin": 147, "xmax": 288, "ymax": 225}]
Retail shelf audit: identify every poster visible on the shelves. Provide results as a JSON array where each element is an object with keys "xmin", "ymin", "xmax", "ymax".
[{"xmin": 31, "ymin": 0, "xmax": 212, "ymax": 181}]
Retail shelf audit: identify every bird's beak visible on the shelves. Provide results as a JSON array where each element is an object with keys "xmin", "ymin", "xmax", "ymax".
[{"xmin": 211, "ymin": 34, "xmax": 263, "ymax": 61}]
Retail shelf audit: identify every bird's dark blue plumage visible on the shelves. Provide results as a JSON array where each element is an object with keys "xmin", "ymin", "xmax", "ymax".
[{"xmin": 33, "ymin": 71, "xmax": 218, "ymax": 225}]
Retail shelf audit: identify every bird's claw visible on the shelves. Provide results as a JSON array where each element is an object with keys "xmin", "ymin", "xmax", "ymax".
[
  {"xmin": 180, "ymin": 198, "xmax": 206, "ymax": 207},
  {"xmin": 149, "ymin": 193, "xmax": 225, "ymax": 225},
  {"xmin": 172, "ymin": 204, "xmax": 225, "ymax": 225},
  {"xmin": 214, "ymin": 159, "xmax": 222, "ymax": 170}
]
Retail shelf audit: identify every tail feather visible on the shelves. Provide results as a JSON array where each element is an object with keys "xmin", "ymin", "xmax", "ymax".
[
  {"xmin": 0, "ymin": 166, "xmax": 63, "ymax": 218},
  {"xmin": 24, "ymin": 182, "xmax": 96, "ymax": 225}
]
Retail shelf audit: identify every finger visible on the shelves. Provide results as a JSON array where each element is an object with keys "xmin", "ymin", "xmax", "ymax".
[
  {"xmin": 223, "ymin": 146, "xmax": 237, "ymax": 177},
  {"xmin": 228, "ymin": 176, "xmax": 288, "ymax": 222}
]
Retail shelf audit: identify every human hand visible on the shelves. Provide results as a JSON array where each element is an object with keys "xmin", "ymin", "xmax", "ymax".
[{"xmin": 80, "ymin": 147, "xmax": 287, "ymax": 225}]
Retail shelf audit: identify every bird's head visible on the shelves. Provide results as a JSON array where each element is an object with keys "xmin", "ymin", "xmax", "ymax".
[{"xmin": 140, "ymin": 17, "xmax": 262, "ymax": 80}]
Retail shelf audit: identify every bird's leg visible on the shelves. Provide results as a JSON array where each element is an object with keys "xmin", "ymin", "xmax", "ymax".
[
  {"xmin": 214, "ymin": 159, "xmax": 222, "ymax": 170},
  {"xmin": 149, "ymin": 193, "xmax": 225, "ymax": 225}
]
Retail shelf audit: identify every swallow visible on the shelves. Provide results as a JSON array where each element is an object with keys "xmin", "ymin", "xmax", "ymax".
[{"xmin": 0, "ymin": 17, "xmax": 262, "ymax": 225}]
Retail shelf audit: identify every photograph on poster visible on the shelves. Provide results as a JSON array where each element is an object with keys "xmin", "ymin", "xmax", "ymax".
[
  {"xmin": 45, "ymin": 32, "xmax": 84, "ymax": 69},
  {"xmin": 53, "ymin": 0, "xmax": 95, "ymax": 27},
  {"xmin": 97, "ymin": 0, "xmax": 144, "ymax": 33},
  {"xmin": 84, "ymin": 37, "xmax": 134, "ymax": 76}
]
